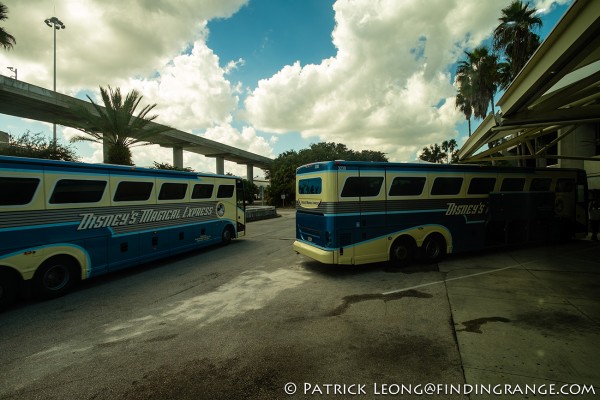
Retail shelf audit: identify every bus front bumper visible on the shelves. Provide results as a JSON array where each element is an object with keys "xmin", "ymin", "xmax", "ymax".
[{"xmin": 293, "ymin": 240, "xmax": 334, "ymax": 264}]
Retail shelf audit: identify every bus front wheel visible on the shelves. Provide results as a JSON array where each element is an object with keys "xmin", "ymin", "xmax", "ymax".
[
  {"xmin": 33, "ymin": 256, "xmax": 78, "ymax": 300},
  {"xmin": 389, "ymin": 237, "xmax": 415, "ymax": 267},
  {"xmin": 0, "ymin": 269, "xmax": 19, "ymax": 310},
  {"xmin": 421, "ymin": 234, "xmax": 446, "ymax": 264},
  {"xmin": 221, "ymin": 226, "xmax": 234, "ymax": 245}
]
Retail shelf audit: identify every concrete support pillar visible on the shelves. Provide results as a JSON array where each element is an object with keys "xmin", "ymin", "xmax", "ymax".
[
  {"xmin": 216, "ymin": 157, "xmax": 225, "ymax": 175},
  {"xmin": 559, "ymin": 124, "xmax": 595, "ymax": 169},
  {"xmin": 173, "ymin": 146, "xmax": 183, "ymax": 169},
  {"xmin": 246, "ymin": 164, "xmax": 254, "ymax": 184}
]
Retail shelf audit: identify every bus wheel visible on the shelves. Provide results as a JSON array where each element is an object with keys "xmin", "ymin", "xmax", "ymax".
[
  {"xmin": 221, "ymin": 226, "xmax": 234, "ymax": 245},
  {"xmin": 33, "ymin": 257, "xmax": 78, "ymax": 300},
  {"xmin": 389, "ymin": 237, "xmax": 415, "ymax": 267},
  {"xmin": 0, "ymin": 269, "xmax": 19, "ymax": 310},
  {"xmin": 421, "ymin": 234, "xmax": 446, "ymax": 264}
]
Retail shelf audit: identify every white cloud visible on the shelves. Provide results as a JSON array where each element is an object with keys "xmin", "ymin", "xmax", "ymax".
[{"xmin": 243, "ymin": 0, "xmax": 513, "ymax": 161}]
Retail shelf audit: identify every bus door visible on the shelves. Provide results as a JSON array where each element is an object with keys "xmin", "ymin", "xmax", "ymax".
[
  {"xmin": 236, "ymin": 179, "xmax": 246, "ymax": 237},
  {"xmin": 336, "ymin": 166, "xmax": 358, "ymax": 264},
  {"xmin": 336, "ymin": 166, "xmax": 387, "ymax": 264},
  {"xmin": 355, "ymin": 168, "xmax": 387, "ymax": 264}
]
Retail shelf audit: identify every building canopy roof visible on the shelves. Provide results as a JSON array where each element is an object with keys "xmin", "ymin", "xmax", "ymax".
[{"xmin": 458, "ymin": 0, "xmax": 600, "ymax": 164}]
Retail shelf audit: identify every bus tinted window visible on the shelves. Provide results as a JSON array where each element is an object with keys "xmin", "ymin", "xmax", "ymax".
[
  {"xmin": 431, "ymin": 177, "xmax": 463, "ymax": 195},
  {"xmin": 500, "ymin": 178, "xmax": 525, "ymax": 191},
  {"xmin": 341, "ymin": 177, "xmax": 384, "ymax": 197},
  {"xmin": 50, "ymin": 179, "xmax": 107, "ymax": 204},
  {"xmin": 217, "ymin": 185, "xmax": 234, "ymax": 198},
  {"xmin": 299, "ymin": 178, "xmax": 322, "ymax": 194},
  {"xmin": 0, "ymin": 177, "xmax": 40, "ymax": 205},
  {"xmin": 192, "ymin": 184, "xmax": 214, "ymax": 199},
  {"xmin": 530, "ymin": 178, "xmax": 552, "ymax": 191},
  {"xmin": 556, "ymin": 179, "xmax": 575, "ymax": 193},
  {"xmin": 158, "ymin": 183, "xmax": 187, "ymax": 200},
  {"xmin": 467, "ymin": 178, "xmax": 496, "ymax": 195},
  {"xmin": 114, "ymin": 181, "xmax": 153, "ymax": 202},
  {"xmin": 389, "ymin": 177, "xmax": 425, "ymax": 196}
]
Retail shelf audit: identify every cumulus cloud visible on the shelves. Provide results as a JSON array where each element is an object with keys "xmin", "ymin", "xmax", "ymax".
[
  {"xmin": 0, "ymin": 0, "xmax": 248, "ymax": 91},
  {"xmin": 243, "ymin": 0, "xmax": 513, "ymax": 161}
]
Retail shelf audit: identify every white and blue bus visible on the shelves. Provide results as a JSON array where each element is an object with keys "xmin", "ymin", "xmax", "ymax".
[
  {"xmin": 293, "ymin": 161, "xmax": 588, "ymax": 266},
  {"xmin": 0, "ymin": 155, "xmax": 246, "ymax": 307}
]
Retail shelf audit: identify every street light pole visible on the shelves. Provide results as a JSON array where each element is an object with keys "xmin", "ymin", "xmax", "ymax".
[
  {"xmin": 44, "ymin": 16, "xmax": 66, "ymax": 144},
  {"xmin": 7, "ymin": 67, "xmax": 17, "ymax": 79}
]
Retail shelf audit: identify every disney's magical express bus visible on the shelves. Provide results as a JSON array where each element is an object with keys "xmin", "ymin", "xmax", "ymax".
[
  {"xmin": 0, "ymin": 155, "xmax": 245, "ymax": 308},
  {"xmin": 293, "ymin": 161, "xmax": 587, "ymax": 266}
]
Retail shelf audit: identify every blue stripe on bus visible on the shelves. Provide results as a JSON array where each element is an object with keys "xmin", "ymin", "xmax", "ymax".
[{"xmin": 0, "ymin": 221, "xmax": 79, "ymax": 232}]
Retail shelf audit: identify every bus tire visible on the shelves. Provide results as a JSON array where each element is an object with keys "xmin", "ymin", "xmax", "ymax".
[
  {"xmin": 389, "ymin": 237, "xmax": 415, "ymax": 267},
  {"xmin": 421, "ymin": 233, "xmax": 446, "ymax": 264},
  {"xmin": 33, "ymin": 256, "xmax": 79, "ymax": 300},
  {"xmin": 0, "ymin": 269, "xmax": 19, "ymax": 310},
  {"xmin": 221, "ymin": 225, "xmax": 234, "ymax": 245}
]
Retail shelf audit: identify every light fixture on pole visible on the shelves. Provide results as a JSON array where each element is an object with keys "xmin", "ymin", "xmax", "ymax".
[
  {"xmin": 7, "ymin": 67, "xmax": 17, "ymax": 80},
  {"xmin": 44, "ymin": 16, "xmax": 66, "ymax": 144}
]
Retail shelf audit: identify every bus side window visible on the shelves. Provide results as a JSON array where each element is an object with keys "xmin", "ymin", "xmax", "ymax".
[
  {"xmin": 217, "ymin": 184, "xmax": 235, "ymax": 198},
  {"xmin": 467, "ymin": 178, "xmax": 496, "ymax": 195},
  {"xmin": 500, "ymin": 178, "xmax": 525, "ymax": 191},
  {"xmin": 341, "ymin": 177, "xmax": 383, "ymax": 197},
  {"xmin": 556, "ymin": 179, "xmax": 575, "ymax": 193},
  {"xmin": 114, "ymin": 181, "xmax": 154, "ymax": 202},
  {"xmin": 49, "ymin": 179, "xmax": 107, "ymax": 204},
  {"xmin": 158, "ymin": 182, "xmax": 187, "ymax": 200},
  {"xmin": 530, "ymin": 178, "xmax": 552, "ymax": 191},
  {"xmin": 0, "ymin": 177, "xmax": 40, "ymax": 206},
  {"xmin": 388, "ymin": 177, "xmax": 425, "ymax": 196},
  {"xmin": 191, "ymin": 184, "xmax": 214, "ymax": 199},
  {"xmin": 431, "ymin": 177, "xmax": 463, "ymax": 196}
]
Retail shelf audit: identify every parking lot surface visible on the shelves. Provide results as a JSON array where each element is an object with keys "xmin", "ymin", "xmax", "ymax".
[{"xmin": 0, "ymin": 209, "xmax": 598, "ymax": 399}]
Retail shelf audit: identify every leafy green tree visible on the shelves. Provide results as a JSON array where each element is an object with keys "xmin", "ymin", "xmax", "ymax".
[
  {"xmin": 419, "ymin": 143, "xmax": 445, "ymax": 164},
  {"xmin": 493, "ymin": 0, "xmax": 542, "ymax": 87},
  {"xmin": 265, "ymin": 142, "xmax": 387, "ymax": 206},
  {"xmin": 0, "ymin": 3, "xmax": 16, "ymax": 50},
  {"xmin": 151, "ymin": 161, "xmax": 194, "ymax": 172},
  {"xmin": 420, "ymin": 140, "xmax": 459, "ymax": 164},
  {"xmin": 67, "ymin": 86, "xmax": 171, "ymax": 165},
  {"xmin": 0, "ymin": 130, "xmax": 79, "ymax": 161},
  {"xmin": 242, "ymin": 179, "xmax": 258, "ymax": 205}
]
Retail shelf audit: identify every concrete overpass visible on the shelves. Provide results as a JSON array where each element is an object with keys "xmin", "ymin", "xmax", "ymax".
[{"xmin": 0, "ymin": 75, "xmax": 272, "ymax": 182}]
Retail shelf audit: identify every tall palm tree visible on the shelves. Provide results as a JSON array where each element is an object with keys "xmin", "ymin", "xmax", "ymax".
[
  {"xmin": 68, "ymin": 86, "xmax": 171, "ymax": 165},
  {"xmin": 0, "ymin": 2, "xmax": 16, "ymax": 50},
  {"xmin": 456, "ymin": 46, "xmax": 499, "ymax": 120},
  {"xmin": 455, "ymin": 83, "xmax": 473, "ymax": 137},
  {"xmin": 493, "ymin": 0, "xmax": 542, "ymax": 84},
  {"xmin": 441, "ymin": 139, "xmax": 458, "ymax": 164}
]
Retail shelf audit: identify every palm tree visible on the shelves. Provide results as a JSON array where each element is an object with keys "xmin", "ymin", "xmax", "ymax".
[
  {"xmin": 68, "ymin": 86, "xmax": 171, "ymax": 165},
  {"xmin": 455, "ymin": 83, "xmax": 473, "ymax": 137},
  {"xmin": 456, "ymin": 46, "xmax": 499, "ymax": 120},
  {"xmin": 493, "ymin": 0, "xmax": 542, "ymax": 84},
  {"xmin": 441, "ymin": 139, "xmax": 458, "ymax": 164},
  {"xmin": 0, "ymin": 2, "xmax": 16, "ymax": 50}
]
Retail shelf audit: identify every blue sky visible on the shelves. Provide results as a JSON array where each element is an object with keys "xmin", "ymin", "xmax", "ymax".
[{"xmin": 0, "ymin": 0, "xmax": 572, "ymax": 175}]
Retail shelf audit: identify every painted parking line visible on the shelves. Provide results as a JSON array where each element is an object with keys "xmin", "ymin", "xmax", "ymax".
[{"xmin": 382, "ymin": 259, "xmax": 539, "ymax": 296}]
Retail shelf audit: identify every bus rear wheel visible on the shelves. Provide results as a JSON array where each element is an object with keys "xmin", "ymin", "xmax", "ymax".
[
  {"xmin": 33, "ymin": 257, "xmax": 78, "ymax": 300},
  {"xmin": 421, "ymin": 234, "xmax": 446, "ymax": 264},
  {"xmin": 0, "ymin": 269, "xmax": 19, "ymax": 310},
  {"xmin": 389, "ymin": 237, "xmax": 415, "ymax": 267}
]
